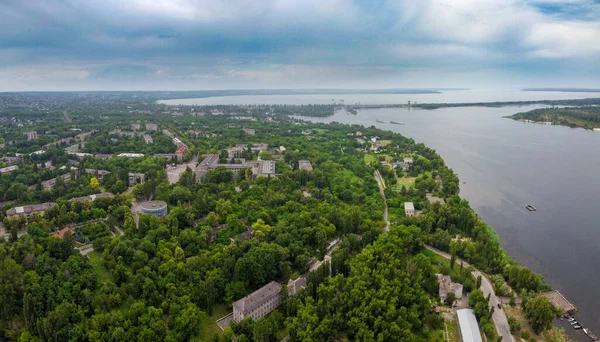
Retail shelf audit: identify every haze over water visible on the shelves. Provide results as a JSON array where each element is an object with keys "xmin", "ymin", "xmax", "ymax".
[{"xmin": 164, "ymin": 89, "xmax": 600, "ymax": 334}]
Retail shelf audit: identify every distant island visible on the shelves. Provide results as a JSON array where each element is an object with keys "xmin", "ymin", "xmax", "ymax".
[
  {"xmin": 412, "ymin": 97, "xmax": 600, "ymax": 110},
  {"xmin": 522, "ymin": 88, "xmax": 600, "ymax": 93},
  {"xmin": 506, "ymin": 106, "xmax": 600, "ymax": 130}
]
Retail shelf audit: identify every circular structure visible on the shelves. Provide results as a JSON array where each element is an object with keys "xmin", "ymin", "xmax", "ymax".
[{"xmin": 141, "ymin": 200, "xmax": 168, "ymax": 218}]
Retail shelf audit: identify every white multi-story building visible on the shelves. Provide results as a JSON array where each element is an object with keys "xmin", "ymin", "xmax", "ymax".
[
  {"xmin": 404, "ymin": 202, "xmax": 415, "ymax": 217},
  {"xmin": 233, "ymin": 281, "xmax": 281, "ymax": 323}
]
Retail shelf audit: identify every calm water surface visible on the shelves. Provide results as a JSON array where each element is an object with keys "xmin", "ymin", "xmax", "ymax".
[
  {"xmin": 159, "ymin": 89, "xmax": 600, "ymax": 106},
  {"xmin": 164, "ymin": 90, "xmax": 600, "ymax": 333}
]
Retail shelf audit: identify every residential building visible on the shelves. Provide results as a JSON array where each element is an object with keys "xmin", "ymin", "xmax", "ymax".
[
  {"xmin": 70, "ymin": 192, "xmax": 114, "ymax": 203},
  {"xmin": 298, "ymin": 160, "xmax": 313, "ymax": 171},
  {"xmin": 146, "ymin": 123, "xmax": 158, "ymax": 131},
  {"xmin": 85, "ymin": 169, "xmax": 111, "ymax": 181},
  {"xmin": 404, "ymin": 202, "xmax": 415, "ymax": 216},
  {"xmin": 457, "ymin": 309, "xmax": 482, "ymax": 342},
  {"xmin": 51, "ymin": 227, "xmax": 75, "ymax": 239},
  {"xmin": 129, "ymin": 173, "xmax": 145, "ymax": 187},
  {"xmin": 233, "ymin": 281, "xmax": 282, "ymax": 323},
  {"xmin": 24, "ymin": 131, "xmax": 38, "ymax": 141},
  {"xmin": 117, "ymin": 153, "xmax": 145, "ymax": 158},
  {"xmin": 287, "ymin": 277, "xmax": 307, "ymax": 296},
  {"xmin": 1, "ymin": 156, "xmax": 23, "ymax": 165},
  {"xmin": 195, "ymin": 154, "xmax": 276, "ymax": 181},
  {"xmin": 226, "ymin": 144, "xmax": 248, "ymax": 159},
  {"xmin": 42, "ymin": 174, "xmax": 72, "ymax": 189},
  {"xmin": 130, "ymin": 123, "xmax": 141, "ymax": 131},
  {"xmin": 437, "ymin": 274, "xmax": 463, "ymax": 303},
  {"xmin": 0, "ymin": 165, "xmax": 18, "ymax": 175},
  {"xmin": 250, "ymin": 143, "xmax": 269, "ymax": 152},
  {"xmin": 143, "ymin": 134, "xmax": 153, "ymax": 144},
  {"xmin": 94, "ymin": 154, "xmax": 113, "ymax": 159},
  {"xmin": 6, "ymin": 202, "xmax": 58, "ymax": 218},
  {"xmin": 30, "ymin": 150, "xmax": 45, "ymax": 156},
  {"xmin": 242, "ymin": 128, "xmax": 255, "ymax": 135},
  {"xmin": 153, "ymin": 153, "xmax": 182, "ymax": 162}
]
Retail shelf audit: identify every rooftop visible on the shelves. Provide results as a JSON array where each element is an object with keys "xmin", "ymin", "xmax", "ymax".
[
  {"xmin": 404, "ymin": 202, "xmax": 415, "ymax": 210},
  {"xmin": 233, "ymin": 281, "xmax": 282, "ymax": 315},
  {"xmin": 457, "ymin": 309, "xmax": 482, "ymax": 342},
  {"xmin": 141, "ymin": 200, "xmax": 168, "ymax": 211}
]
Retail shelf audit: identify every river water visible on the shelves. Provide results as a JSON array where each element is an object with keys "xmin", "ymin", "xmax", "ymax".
[{"xmin": 161, "ymin": 90, "xmax": 600, "ymax": 333}]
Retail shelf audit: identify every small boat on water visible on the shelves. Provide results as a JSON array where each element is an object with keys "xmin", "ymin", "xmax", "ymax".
[
  {"xmin": 526, "ymin": 204, "xmax": 537, "ymax": 211},
  {"xmin": 376, "ymin": 119, "xmax": 386, "ymax": 123},
  {"xmin": 390, "ymin": 121, "xmax": 404, "ymax": 125}
]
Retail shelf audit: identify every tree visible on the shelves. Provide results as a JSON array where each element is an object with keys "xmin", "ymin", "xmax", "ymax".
[
  {"xmin": 90, "ymin": 177, "xmax": 100, "ymax": 188},
  {"xmin": 524, "ymin": 296, "xmax": 557, "ymax": 334},
  {"xmin": 446, "ymin": 292, "xmax": 457, "ymax": 306},
  {"xmin": 0, "ymin": 257, "xmax": 23, "ymax": 320}
]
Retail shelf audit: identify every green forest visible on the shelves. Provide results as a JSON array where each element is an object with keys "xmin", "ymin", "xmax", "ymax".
[
  {"xmin": 0, "ymin": 93, "xmax": 563, "ymax": 341},
  {"xmin": 507, "ymin": 106, "xmax": 600, "ymax": 129}
]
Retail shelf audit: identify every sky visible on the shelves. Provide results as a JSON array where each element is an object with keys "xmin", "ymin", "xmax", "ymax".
[{"xmin": 1, "ymin": 0, "xmax": 599, "ymax": 91}]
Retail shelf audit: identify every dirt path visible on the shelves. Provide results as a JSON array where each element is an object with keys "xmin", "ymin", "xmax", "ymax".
[{"xmin": 374, "ymin": 170, "xmax": 390, "ymax": 232}]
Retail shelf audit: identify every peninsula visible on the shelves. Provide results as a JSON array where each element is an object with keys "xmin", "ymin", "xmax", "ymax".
[{"xmin": 506, "ymin": 106, "xmax": 600, "ymax": 130}]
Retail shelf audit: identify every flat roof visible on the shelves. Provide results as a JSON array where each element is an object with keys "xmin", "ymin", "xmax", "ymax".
[
  {"xmin": 457, "ymin": 309, "xmax": 482, "ymax": 342},
  {"xmin": 141, "ymin": 200, "xmax": 168, "ymax": 211},
  {"xmin": 404, "ymin": 202, "xmax": 415, "ymax": 210}
]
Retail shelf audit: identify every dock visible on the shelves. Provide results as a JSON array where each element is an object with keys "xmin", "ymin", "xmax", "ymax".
[{"xmin": 539, "ymin": 290, "xmax": 576, "ymax": 313}]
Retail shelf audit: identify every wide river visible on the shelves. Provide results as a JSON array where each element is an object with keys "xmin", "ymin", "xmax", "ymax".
[{"xmin": 162, "ymin": 90, "xmax": 600, "ymax": 334}]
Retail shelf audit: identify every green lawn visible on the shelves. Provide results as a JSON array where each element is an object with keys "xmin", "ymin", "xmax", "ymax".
[
  {"xmin": 446, "ymin": 319, "xmax": 460, "ymax": 342},
  {"xmin": 396, "ymin": 176, "xmax": 415, "ymax": 187},
  {"xmin": 87, "ymin": 251, "xmax": 113, "ymax": 282},
  {"xmin": 380, "ymin": 139, "xmax": 392, "ymax": 147},
  {"xmin": 364, "ymin": 154, "xmax": 377, "ymax": 164},
  {"xmin": 199, "ymin": 303, "xmax": 231, "ymax": 338}
]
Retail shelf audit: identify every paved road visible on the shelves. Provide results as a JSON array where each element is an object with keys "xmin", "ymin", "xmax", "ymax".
[
  {"xmin": 167, "ymin": 154, "xmax": 197, "ymax": 184},
  {"xmin": 374, "ymin": 170, "xmax": 390, "ymax": 232},
  {"xmin": 425, "ymin": 245, "xmax": 514, "ymax": 342}
]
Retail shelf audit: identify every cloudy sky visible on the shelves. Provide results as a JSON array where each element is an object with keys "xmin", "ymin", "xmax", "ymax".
[{"xmin": 1, "ymin": 0, "xmax": 599, "ymax": 91}]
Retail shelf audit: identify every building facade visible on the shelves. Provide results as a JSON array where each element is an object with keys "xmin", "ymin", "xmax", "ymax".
[
  {"xmin": 129, "ymin": 173, "xmax": 145, "ymax": 187},
  {"xmin": 141, "ymin": 200, "xmax": 168, "ymax": 218},
  {"xmin": 233, "ymin": 281, "xmax": 282, "ymax": 323},
  {"xmin": 404, "ymin": 202, "xmax": 415, "ymax": 216},
  {"xmin": 6, "ymin": 202, "xmax": 58, "ymax": 218}
]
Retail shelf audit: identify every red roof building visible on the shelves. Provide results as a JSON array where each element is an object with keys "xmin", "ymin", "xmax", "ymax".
[{"xmin": 51, "ymin": 227, "xmax": 75, "ymax": 239}]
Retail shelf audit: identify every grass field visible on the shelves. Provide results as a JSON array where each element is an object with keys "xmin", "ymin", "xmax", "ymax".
[
  {"xmin": 364, "ymin": 153, "xmax": 394, "ymax": 165},
  {"xmin": 396, "ymin": 176, "xmax": 415, "ymax": 187},
  {"xmin": 87, "ymin": 251, "xmax": 113, "ymax": 282},
  {"xmin": 199, "ymin": 303, "xmax": 231, "ymax": 338},
  {"xmin": 380, "ymin": 139, "xmax": 392, "ymax": 146}
]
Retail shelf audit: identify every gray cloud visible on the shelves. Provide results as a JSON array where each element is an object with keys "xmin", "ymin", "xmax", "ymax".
[{"xmin": 1, "ymin": 0, "xmax": 599, "ymax": 90}]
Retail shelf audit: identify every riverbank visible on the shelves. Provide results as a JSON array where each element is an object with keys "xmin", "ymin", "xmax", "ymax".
[{"xmin": 506, "ymin": 107, "xmax": 600, "ymax": 130}]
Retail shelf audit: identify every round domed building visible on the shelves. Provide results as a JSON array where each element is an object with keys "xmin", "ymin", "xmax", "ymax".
[{"xmin": 141, "ymin": 200, "xmax": 168, "ymax": 218}]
